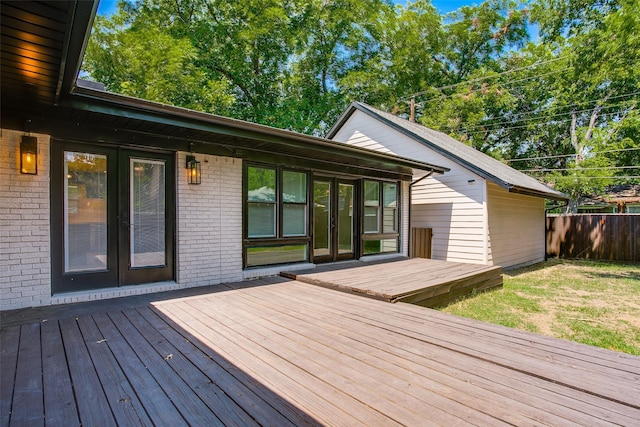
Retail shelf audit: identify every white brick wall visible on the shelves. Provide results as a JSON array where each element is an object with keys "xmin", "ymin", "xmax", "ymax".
[
  {"xmin": 0, "ymin": 133, "xmax": 246, "ymax": 311},
  {"xmin": 176, "ymin": 153, "xmax": 243, "ymax": 287},
  {"xmin": 0, "ymin": 129, "xmax": 52, "ymax": 310}
]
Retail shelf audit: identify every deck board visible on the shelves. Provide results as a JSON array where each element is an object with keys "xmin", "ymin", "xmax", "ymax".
[
  {"xmin": 206, "ymin": 288, "xmax": 532, "ymax": 426},
  {"xmin": 96, "ymin": 312, "xmax": 191, "ymax": 426},
  {"xmin": 58, "ymin": 317, "xmax": 117, "ymax": 427},
  {"xmin": 159, "ymin": 300, "xmax": 377, "ymax": 426},
  {"xmin": 273, "ymin": 281, "xmax": 640, "ymax": 407},
  {"xmin": 223, "ymin": 279, "xmax": 640, "ymax": 425},
  {"xmin": 0, "ymin": 327, "xmax": 20, "ymax": 427},
  {"xmin": 1, "ymin": 277, "xmax": 639, "ymax": 426},
  {"xmin": 41, "ymin": 321, "xmax": 79, "ymax": 426},
  {"xmin": 75, "ymin": 315, "xmax": 153, "ymax": 426},
  {"xmin": 135, "ymin": 306, "xmax": 307, "ymax": 427},
  {"xmin": 281, "ymin": 258, "xmax": 503, "ymax": 306},
  {"xmin": 121, "ymin": 308, "xmax": 259, "ymax": 427},
  {"xmin": 10, "ymin": 324, "xmax": 43, "ymax": 426},
  {"xmin": 185, "ymin": 297, "xmax": 465, "ymax": 426},
  {"xmin": 107, "ymin": 310, "xmax": 224, "ymax": 426}
]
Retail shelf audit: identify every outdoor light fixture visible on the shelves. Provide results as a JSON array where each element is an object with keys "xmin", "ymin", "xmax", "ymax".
[
  {"xmin": 20, "ymin": 135, "xmax": 38, "ymax": 175},
  {"xmin": 186, "ymin": 155, "xmax": 201, "ymax": 185}
]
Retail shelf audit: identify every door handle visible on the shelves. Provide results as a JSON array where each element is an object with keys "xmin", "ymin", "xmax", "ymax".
[{"xmin": 119, "ymin": 213, "xmax": 130, "ymax": 228}]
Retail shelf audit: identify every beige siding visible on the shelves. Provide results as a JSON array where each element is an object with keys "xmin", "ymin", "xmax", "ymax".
[
  {"xmin": 333, "ymin": 110, "xmax": 488, "ymax": 264},
  {"xmin": 486, "ymin": 182, "xmax": 545, "ymax": 268}
]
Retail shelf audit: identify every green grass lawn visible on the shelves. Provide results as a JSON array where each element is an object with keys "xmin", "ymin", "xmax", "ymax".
[{"xmin": 439, "ymin": 259, "xmax": 640, "ymax": 355}]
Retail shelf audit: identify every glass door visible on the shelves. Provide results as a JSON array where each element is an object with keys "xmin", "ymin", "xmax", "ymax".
[
  {"xmin": 119, "ymin": 151, "xmax": 174, "ymax": 284},
  {"xmin": 337, "ymin": 182, "xmax": 355, "ymax": 258},
  {"xmin": 312, "ymin": 178, "xmax": 356, "ymax": 263},
  {"xmin": 52, "ymin": 142, "xmax": 174, "ymax": 293}
]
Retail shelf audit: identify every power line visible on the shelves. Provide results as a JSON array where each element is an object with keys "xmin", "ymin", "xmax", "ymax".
[
  {"xmin": 394, "ymin": 89, "xmax": 640, "ymax": 125},
  {"xmin": 453, "ymin": 100, "xmax": 636, "ymax": 133},
  {"xmin": 503, "ymin": 90, "xmax": 640, "ymax": 121},
  {"xmin": 451, "ymin": 110, "xmax": 626, "ymax": 135},
  {"xmin": 520, "ymin": 165, "xmax": 639, "ymax": 172},
  {"xmin": 506, "ymin": 147, "xmax": 640, "ymax": 163},
  {"xmin": 413, "ymin": 67, "xmax": 574, "ymax": 107},
  {"xmin": 399, "ymin": 56, "xmax": 568, "ymax": 100},
  {"xmin": 534, "ymin": 175, "xmax": 640, "ymax": 180}
]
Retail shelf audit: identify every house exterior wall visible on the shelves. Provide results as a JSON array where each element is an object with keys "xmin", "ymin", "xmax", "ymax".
[
  {"xmin": 0, "ymin": 128, "xmax": 247, "ymax": 311},
  {"xmin": 332, "ymin": 110, "xmax": 488, "ymax": 264},
  {"xmin": 486, "ymin": 182, "xmax": 546, "ymax": 269},
  {"xmin": 176, "ymin": 153, "xmax": 243, "ymax": 286},
  {"xmin": 0, "ymin": 129, "xmax": 52, "ymax": 310}
]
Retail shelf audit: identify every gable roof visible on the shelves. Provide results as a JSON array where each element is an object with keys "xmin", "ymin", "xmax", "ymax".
[
  {"xmin": 328, "ymin": 102, "xmax": 568, "ymax": 201},
  {"xmin": 0, "ymin": 0, "xmax": 447, "ymax": 181}
]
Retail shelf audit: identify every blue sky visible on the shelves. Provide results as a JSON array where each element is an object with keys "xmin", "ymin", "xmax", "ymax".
[{"xmin": 97, "ymin": 0, "xmax": 479, "ymax": 17}]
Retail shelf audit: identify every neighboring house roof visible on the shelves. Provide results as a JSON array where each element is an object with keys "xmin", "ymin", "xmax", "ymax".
[
  {"xmin": 328, "ymin": 102, "xmax": 569, "ymax": 201},
  {"xmin": 598, "ymin": 184, "xmax": 640, "ymax": 204},
  {"xmin": 0, "ymin": 1, "xmax": 447, "ymax": 180}
]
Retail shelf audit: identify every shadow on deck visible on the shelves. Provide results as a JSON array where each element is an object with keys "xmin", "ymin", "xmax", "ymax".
[
  {"xmin": 282, "ymin": 257, "xmax": 503, "ymax": 307},
  {"xmin": 1, "ymin": 276, "xmax": 639, "ymax": 425}
]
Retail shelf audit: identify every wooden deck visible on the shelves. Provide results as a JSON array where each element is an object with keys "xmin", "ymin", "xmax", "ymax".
[
  {"xmin": 282, "ymin": 257, "xmax": 503, "ymax": 307},
  {"xmin": 2, "ymin": 277, "xmax": 639, "ymax": 426}
]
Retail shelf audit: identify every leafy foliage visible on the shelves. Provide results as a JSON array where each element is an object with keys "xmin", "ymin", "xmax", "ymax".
[{"xmin": 82, "ymin": 0, "xmax": 639, "ymax": 207}]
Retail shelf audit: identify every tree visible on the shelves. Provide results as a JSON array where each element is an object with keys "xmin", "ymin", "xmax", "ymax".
[
  {"xmin": 80, "ymin": 0, "xmax": 638, "ymax": 199},
  {"xmin": 83, "ymin": 9, "xmax": 234, "ymax": 114},
  {"xmin": 529, "ymin": 0, "xmax": 639, "ymax": 210}
]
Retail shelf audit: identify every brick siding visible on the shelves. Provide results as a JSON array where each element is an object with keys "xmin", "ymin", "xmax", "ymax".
[
  {"xmin": 0, "ymin": 129, "xmax": 52, "ymax": 310},
  {"xmin": 176, "ymin": 153, "xmax": 243, "ymax": 286}
]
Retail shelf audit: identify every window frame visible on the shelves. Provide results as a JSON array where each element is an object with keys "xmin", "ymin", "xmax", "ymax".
[
  {"xmin": 243, "ymin": 163, "xmax": 311, "ymax": 268},
  {"xmin": 361, "ymin": 179, "xmax": 401, "ymax": 255}
]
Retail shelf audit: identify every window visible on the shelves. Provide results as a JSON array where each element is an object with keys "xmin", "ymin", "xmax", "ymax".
[
  {"xmin": 246, "ymin": 244, "xmax": 308, "ymax": 266},
  {"xmin": 383, "ymin": 182, "xmax": 398, "ymax": 233},
  {"xmin": 282, "ymin": 170, "xmax": 307, "ymax": 236},
  {"xmin": 364, "ymin": 181, "xmax": 380, "ymax": 233},
  {"xmin": 245, "ymin": 165, "xmax": 309, "ymax": 267},
  {"xmin": 362, "ymin": 180, "xmax": 400, "ymax": 255},
  {"xmin": 247, "ymin": 167, "xmax": 276, "ymax": 238}
]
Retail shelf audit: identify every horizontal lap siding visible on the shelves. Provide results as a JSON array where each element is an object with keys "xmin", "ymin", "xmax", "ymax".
[
  {"xmin": 332, "ymin": 111, "xmax": 487, "ymax": 264},
  {"xmin": 487, "ymin": 182, "xmax": 545, "ymax": 268}
]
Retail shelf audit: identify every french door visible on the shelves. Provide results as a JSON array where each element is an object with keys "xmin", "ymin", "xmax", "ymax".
[
  {"xmin": 51, "ymin": 142, "xmax": 175, "ymax": 293},
  {"xmin": 312, "ymin": 178, "xmax": 357, "ymax": 263}
]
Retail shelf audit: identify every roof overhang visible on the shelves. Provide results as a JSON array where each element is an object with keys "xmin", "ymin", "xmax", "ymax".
[{"xmin": 1, "ymin": 0, "xmax": 448, "ymax": 182}]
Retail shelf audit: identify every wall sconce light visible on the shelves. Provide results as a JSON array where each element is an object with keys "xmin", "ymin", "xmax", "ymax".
[
  {"xmin": 467, "ymin": 179, "xmax": 476, "ymax": 184},
  {"xmin": 186, "ymin": 155, "xmax": 201, "ymax": 185},
  {"xmin": 20, "ymin": 136, "xmax": 38, "ymax": 175}
]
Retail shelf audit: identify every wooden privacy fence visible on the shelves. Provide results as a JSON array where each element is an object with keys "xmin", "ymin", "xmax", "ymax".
[
  {"xmin": 546, "ymin": 214, "xmax": 640, "ymax": 262},
  {"xmin": 411, "ymin": 227, "xmax": 432, "ymax": 259}
]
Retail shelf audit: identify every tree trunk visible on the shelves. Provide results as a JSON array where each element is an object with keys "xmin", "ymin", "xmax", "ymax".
[{"xmin": 565, "ymin": 198, "xmax": 578, "ymax": 214}]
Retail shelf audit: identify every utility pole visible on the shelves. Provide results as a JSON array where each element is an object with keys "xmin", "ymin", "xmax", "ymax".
[{"xmin": 410, "ymin": 97, "xmax": 415, "ymax": 122}]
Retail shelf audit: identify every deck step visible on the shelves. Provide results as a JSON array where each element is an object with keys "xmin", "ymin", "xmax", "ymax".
[{"xmin": 281, "ymin": 258, "xmax": 503, "ymax": 307}]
